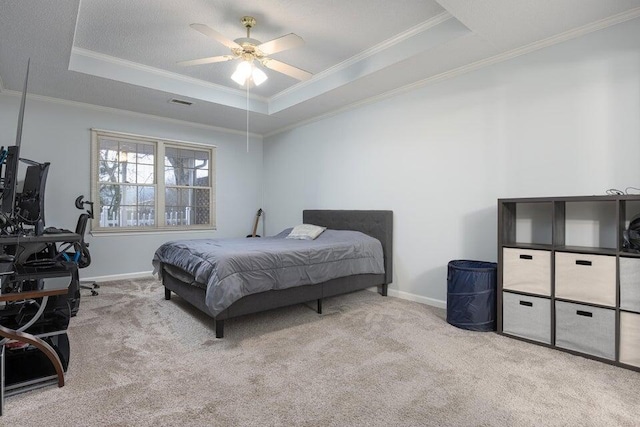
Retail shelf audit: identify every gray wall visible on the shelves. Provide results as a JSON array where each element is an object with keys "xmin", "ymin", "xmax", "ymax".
[
  {"xmin": 0, "ymin": 96, "xmax": 263, "ymax": 278},
  {"xmin": 2, "ymin": 17, "xmax": 639, "ymax": 306},
  {"xmin": 263, "ymin": 18, "xmax": 640, "ymax": 307}
]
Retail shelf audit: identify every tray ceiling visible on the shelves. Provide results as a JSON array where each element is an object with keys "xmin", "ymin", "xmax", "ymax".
[{"xmin": 1, "ymin": 0, "xmax": 640, "ymax": 135}]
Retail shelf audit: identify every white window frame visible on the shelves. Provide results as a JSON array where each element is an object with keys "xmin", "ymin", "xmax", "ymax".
[{"xmin": 90, "ymin": 129, "xmax": 216, "ymax": 233}]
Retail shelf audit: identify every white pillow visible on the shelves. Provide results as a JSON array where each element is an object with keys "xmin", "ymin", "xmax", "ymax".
[{"xmin": 286, "ymin": 224, "xmax": 327, "ymax": 240}]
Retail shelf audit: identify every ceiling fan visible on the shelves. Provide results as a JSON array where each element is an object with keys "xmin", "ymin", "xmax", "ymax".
[{"xmin": 178, "ymin": 16, "xmax": 312, "ymax": 87}]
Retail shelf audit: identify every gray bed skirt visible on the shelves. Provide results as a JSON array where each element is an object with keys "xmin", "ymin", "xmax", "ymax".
[{"xmin": 162, "ymin": 267, "xmax": 386, "ymax": 320}]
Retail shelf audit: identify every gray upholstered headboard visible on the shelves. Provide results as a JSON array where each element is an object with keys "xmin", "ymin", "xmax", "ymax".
[{"xmin": 303, "ymin": 210, "xmax": 393, "ymax": 284}]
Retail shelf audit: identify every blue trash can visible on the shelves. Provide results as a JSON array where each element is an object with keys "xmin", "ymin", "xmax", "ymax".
[{"xmin": 446, "ymin": 260, "xmax": 497, "ymax": 331}]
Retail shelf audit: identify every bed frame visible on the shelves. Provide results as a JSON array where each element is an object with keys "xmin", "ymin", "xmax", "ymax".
[{"xmin": 161, "ymin": 210, "xmax": 393, "ymax": 338}]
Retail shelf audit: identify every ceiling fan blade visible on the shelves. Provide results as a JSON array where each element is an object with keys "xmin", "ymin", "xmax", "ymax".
[
  {"xmin": 257, "ymin": 33, "xmax": 304, "ymax": 56},
  {"xmin": 177, "ymin": 55, "xmax": 236, "ymax": 66},
  {"xmin": 261, "ymin": 58, "xmax": 312, "ymax": 81},
  {"xmin": 190, "ymin": 23, "xmax": 241, "ymax": 50}
]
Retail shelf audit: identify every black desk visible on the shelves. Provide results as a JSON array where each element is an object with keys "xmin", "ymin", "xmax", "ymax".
[
  {"xmin": 0, "ymin": 232, "xmax": 80, "ymax": 416},
  {"xmin": 0, "ymin": 232, "xmax": 80, "ymax": 245}
]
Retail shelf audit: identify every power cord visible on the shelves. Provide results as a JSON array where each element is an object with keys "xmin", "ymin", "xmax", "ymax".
[
  {"xmin": 625, "ymin": 187, "xmax": 640, "ymax": 194},
  {"xmin": 606, "ymin": 187, "xmax": 640, "ymax": 195}
]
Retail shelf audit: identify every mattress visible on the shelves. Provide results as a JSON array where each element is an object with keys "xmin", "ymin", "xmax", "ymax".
[{"xmin": 152, "ymin": 228, "xmax": 385, "ymax": 316}]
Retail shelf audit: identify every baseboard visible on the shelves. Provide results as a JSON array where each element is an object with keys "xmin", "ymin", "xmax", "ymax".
[
  {"xmin": 84, "ymin": 271, "xmax": 155, "ymax": 283},
  {"xmin": 84, "ymin": 274, "xmax": 447, "ymax": 310},
  {"xmin": 367, "ymin": 287, "xmax": 446, "ymax": 309}
]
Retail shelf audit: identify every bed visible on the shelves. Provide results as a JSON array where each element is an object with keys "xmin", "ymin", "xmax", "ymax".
[{"xmin": 154, "ymin": 210, "xmax": 393, "ymax": 338}]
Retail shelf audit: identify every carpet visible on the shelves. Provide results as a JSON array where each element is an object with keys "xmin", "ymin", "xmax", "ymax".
[{"xmin": 2, "ymin": 277, "xmax": 639, "ymax": 426}]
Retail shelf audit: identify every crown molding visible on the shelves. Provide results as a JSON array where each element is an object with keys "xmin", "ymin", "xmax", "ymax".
[
  {"xmin": 68, "ymin": 13, "xmax": 458, "ymax": 116},
  {"xmin": 69, "ymin": 47, "xmax": 269, "ymax": 114},
  {"xmin": 267, "ymin": 14, "xmax": 469, "ymax": 114},
  {"xmin": 264, "ymin": 8, "xmax": 640, "ymax": 138},
  {"xmin": 6, "ymin": 7, "xmax": 637, "ymax": 140},
  {"xmin": 0, "ymin": 90, "xmax": 262, "ymax": 138},
  {"xmin": 70, "ymin": 47, "xmax": 268, "ymax": 102},
  {"xmin": 270, "ymin": 12, "xmax": 453, "ymax": 102}
]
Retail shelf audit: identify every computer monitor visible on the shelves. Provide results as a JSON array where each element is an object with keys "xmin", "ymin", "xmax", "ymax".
[
  {"xmin": 16, "ymin": 162, "xmax": 50, "ymax": 234},
  {"xmin": 1, "ymin": 60, "xmax": 29, "ymax": 219},
  {"xmin": 1, "ymin": 146, "xmax": 20, "ymax": 216},
  {"xmin": 22, "ymin": 164, "xmax": 42, "ymax": 196}
]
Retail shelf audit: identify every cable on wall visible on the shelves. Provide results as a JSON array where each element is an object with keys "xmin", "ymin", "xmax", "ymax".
[
  {"xmin": 606, "ymin": 187, "xmax": 640, "ymax": 195},
  {"xmin": 246, "ymin": 83, "xmax": 250, "ymax": 153}
]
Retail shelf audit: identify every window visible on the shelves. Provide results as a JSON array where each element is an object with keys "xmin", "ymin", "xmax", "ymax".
[{"xmin": 91, "ymin": 130, "xmax": 215, "ymax": 232}]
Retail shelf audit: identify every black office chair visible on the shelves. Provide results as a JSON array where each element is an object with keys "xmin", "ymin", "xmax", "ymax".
[{"xmin": 59, "ymin": 197, "xmax": 99, "ymax": 296}]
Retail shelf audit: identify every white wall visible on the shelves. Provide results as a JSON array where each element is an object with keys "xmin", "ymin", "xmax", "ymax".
[
  {"xmin": 0, "ymin": 96, "xmax": 263, "ymax": 278},
  {"xmin": 263, "ymin": 18, "xmax": 640, "ymax": 306}
]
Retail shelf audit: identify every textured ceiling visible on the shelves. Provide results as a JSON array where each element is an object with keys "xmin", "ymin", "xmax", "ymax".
[
  {"xmin": 1, "ymin": 0, "xmax": 640, "ymax": 136},
  {"xmin": 74, "ymin": 0, "xmax": 446, "ymax": 98}
]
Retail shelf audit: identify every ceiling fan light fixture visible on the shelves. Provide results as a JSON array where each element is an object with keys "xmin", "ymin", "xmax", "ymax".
[
  {"xmin": 231, "ymin": 61, "xmax": 251, "ymax": 85},
  {"xmin": 231, "ymin": 60, "xmax": 267, "ymax": 87},
  {"xmin": 182, "ymin": 17, "xmax": 311, "ymax": 85},
  {"xmin": 252, "ymin": 66, "xmax": 267, "ymax": 86}
]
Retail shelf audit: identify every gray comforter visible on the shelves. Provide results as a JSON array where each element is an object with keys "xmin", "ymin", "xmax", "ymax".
[{"xmin": 152, "ymin": 229, "xmax": 384, "ymax": 316}]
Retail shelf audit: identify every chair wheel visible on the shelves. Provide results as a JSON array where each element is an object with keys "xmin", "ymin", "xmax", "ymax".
[
  {"xmin": 94, "ymin": 284, "xmax": 100, "ymax": 289},
  {"xmin": 91, "ymin": 290, "xmax": 98, "ymax": 296}
]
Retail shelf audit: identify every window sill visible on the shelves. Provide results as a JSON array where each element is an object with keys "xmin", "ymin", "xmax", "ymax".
[{"xmin": 90, "ymin": 228, "xmax": 216, "ymax": 237}]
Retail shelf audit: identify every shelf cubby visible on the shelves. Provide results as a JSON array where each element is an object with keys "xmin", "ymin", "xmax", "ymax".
[{"xmin": 498, "ymin": 195, "xmax": 640, "ymax": 372}]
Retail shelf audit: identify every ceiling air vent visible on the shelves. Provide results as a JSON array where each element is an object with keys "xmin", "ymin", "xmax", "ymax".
[{"xmin": 169, "ymin": 98, "xmax": 192, "ymax": 106}]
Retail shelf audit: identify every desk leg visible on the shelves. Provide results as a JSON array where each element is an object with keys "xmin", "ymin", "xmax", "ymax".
[
  {"xmin": 11, "ymin": 296, "xmax": 49, "ymax": 335},
  {"xmin": 0, "ymin": 326, "xmax": 64, "ymax": 388},
  {"xmin": 1, "ymin": 345, "xmax": 4, "ymax": 416}
]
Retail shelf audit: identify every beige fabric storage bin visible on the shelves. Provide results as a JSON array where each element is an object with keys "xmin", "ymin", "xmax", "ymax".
[
  {"xmin": 555, "ymin": 252, "xmax": 616, "ymax": 307},
  {"xmin": 502, "ymin": 248, "xmax": 551, "ymax": 296},
  {"xmin": 620, "ymin": 257, "xmax": 640, "ymax": 313},
  {"xmin": 502, "ymin": 292, "xmax": 551, "ymax": 344},
  {"xmin": 620, "ymin": 311, "xmax": 640, "ymax": 368}
]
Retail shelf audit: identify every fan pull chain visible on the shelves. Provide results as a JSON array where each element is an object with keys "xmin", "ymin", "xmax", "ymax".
[{"xmin": 246, "ymin": 81, "xmax": 250, "ymax": 153}]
